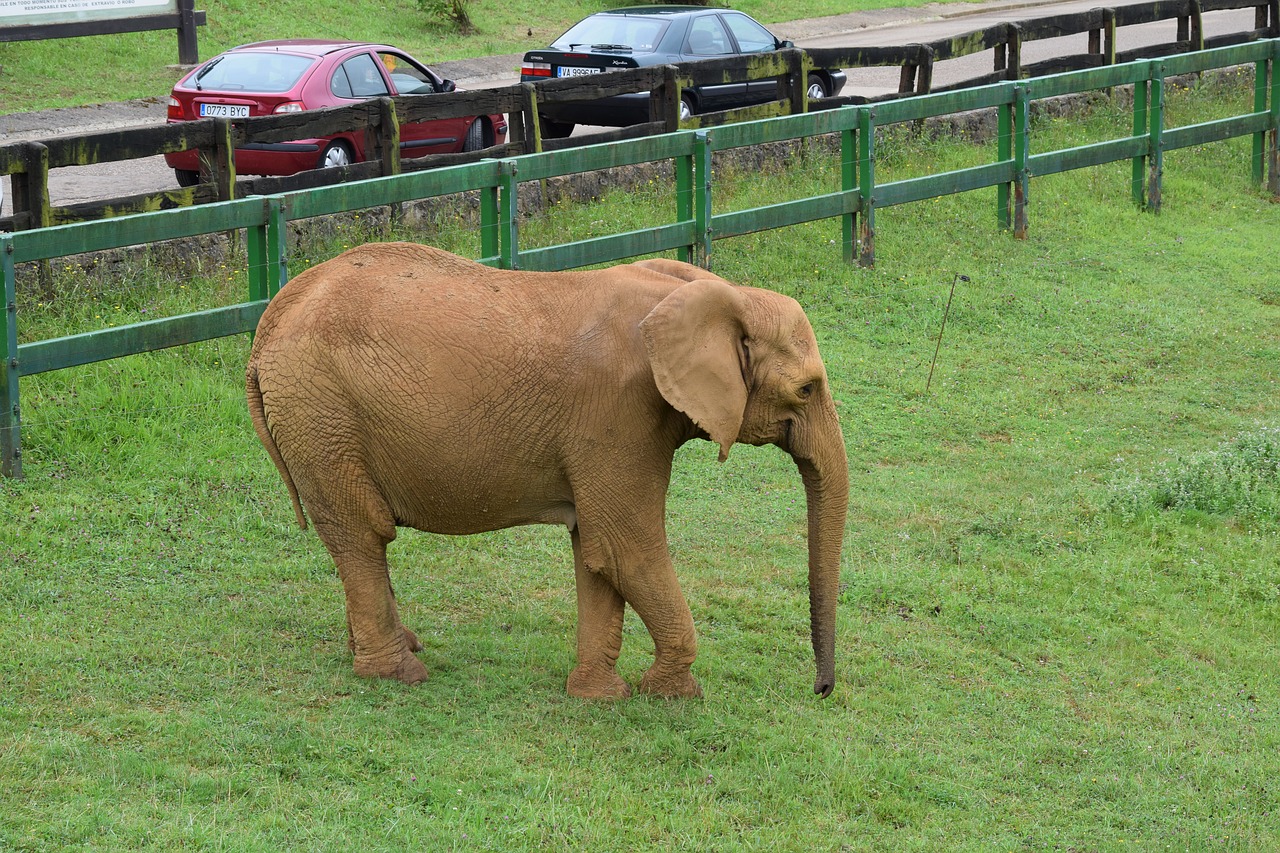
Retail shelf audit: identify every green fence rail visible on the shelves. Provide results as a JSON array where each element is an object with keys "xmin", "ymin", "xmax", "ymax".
[{"xmin": 3, "ymin": 40, "xmax": 1278, "ymax": 478}]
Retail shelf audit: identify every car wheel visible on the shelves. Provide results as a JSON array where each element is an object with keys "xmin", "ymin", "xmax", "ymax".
[
  {"xmin": 538, "ymin": 116, "xmax": 575, "ymax": 139},
  {"xmin": 463, "ymin": 119, "xmax": 486, "ymax": 152},
  {"xmin": 679, "ymin": 95, "xmax": 695, "ymax": 122},
  {"xmin": 806, "ymin": 74, "xmax": 829, "ymax": 101},
  {"xmin": 318, "ymin": 141, "xmax": 354, "ymax": 169},
  {"xmin": 174, "ymin": 168, "xmax": 201, "ymax": 188}
]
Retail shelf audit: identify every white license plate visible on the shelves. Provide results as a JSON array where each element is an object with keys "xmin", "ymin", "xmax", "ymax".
[
  {"xmin": 199, "ymin": 103, "xmax": 250, "ymax": 119},
  {"xmin": 557, "ymin": 66, "xmax": 602, "ymax": 78}
]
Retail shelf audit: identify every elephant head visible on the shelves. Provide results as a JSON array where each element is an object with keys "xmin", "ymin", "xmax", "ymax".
[{"xmin": 639, "ymin": 273, "xmax": 849, "ymax": 697}]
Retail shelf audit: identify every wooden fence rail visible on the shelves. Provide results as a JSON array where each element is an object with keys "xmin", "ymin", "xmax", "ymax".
[
  {"xmin": 2, "ymin": 0, "xmax": 1276, "ymax": 231},
  {"xmin": 3, "ymin": 38, "xmax": 1278, "ymax": 478}
]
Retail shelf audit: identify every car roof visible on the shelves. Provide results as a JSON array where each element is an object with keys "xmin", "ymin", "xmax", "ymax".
[
  {"xmin": 595, "ymin": 5, "xmax": 715, "ymax": 17},
  {"xmin": 225, "ymin": 39, "xmax": 388, "ymax": 57}
]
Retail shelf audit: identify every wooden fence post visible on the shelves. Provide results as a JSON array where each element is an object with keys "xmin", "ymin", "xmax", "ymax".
[
  {"xmin": 651, "ymin": 65, "xmax": 682, "ymax": 130},
  {"xmin": 1005, "ymin": 23, "xmax": 1023, "ymax": 80},
  {"xmin": 212, "ymin": 118, "xmax": 236, "ymax": 202},
  {"xmin": 785, "ymin": 48, "xmax": 807, "ymax": 114},
  {"xmin": 377, "ymin": 98, "xmax": 402, "ymax": 177},
  {"xmin": 1190, "ymin": 0, "xmax": 1206, "ymax": 52},
  {"xmin": 176, "ymin": 0, "xmax": 200, "ymax": 65},
  {"xmin": 13, "ymin": 143, "xmax": 51, "ymax": 231},
  {"xmin": 519, "ymin": 83, "xmax": 544, "ymax": 154},
  {"xmin": 12, "ymin": 143, "xmax": 52, "ymax": 292}
]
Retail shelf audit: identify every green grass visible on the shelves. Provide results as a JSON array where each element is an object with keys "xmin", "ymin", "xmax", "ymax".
[
  {"xmin": 2, "ymin": 78, "xmax": 1279, "ymax": 849},
  {"xmin": 0, "ymin": 0, "xmax": 967, "ymax": 114}
]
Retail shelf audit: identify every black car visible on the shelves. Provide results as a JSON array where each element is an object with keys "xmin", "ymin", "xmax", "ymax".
[{"xmin": 520, "ymin": 5, "xmax": 846, "ymax": 138}]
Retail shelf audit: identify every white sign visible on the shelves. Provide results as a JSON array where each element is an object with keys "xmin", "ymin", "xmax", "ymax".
[{"xmin": 1, "ymin": 0, "xmax": 174, "ymax": 26}]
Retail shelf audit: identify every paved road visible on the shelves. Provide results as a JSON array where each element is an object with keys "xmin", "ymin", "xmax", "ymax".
[{"xmin": 0, "ymin": 0, "xmax": 1261, "ymax": 218}]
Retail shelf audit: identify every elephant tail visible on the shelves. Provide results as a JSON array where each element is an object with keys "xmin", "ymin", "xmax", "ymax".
[{"xmin": 246, "ymin": 363, "xmax": 308, "ymax": 531}]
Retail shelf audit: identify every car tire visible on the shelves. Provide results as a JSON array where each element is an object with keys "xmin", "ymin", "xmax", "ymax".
[
  {"xmin": 463, "ymin": 119, "xmax": 486, "ymax": 152},
  {"xmin": 317, "ymin": 141, "xmax": 354, "ymax": 169},
  {"xmin": 174, "ymin": 168, "xmax": 201, "ymax": 188},
  {"xmin": 679, "ymin": 95, "xmax": 695, "ymax": 122},
  {"xmin": 538, "ymin": 116, "xmax": 575, "ymax": 140},
  {"xmin": 806, "ymin": 74, "xmax": 829, "ymax": 101}
]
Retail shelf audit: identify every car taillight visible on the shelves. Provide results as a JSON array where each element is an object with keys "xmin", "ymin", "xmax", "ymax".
[
  {"xmin": 521, "ymin": 61, "xmax": 551, "ymax": 77},
  {"xmin": 274, "ymin": 102, "xmax": 304, "ymax": 114},
  {"xmin": 167, "ymin": 96, "xmax": 184, "ymax": 120}
]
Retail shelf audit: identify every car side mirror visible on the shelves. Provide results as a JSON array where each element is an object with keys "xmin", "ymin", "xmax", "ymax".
[
  {"xmin": 438, "ymin": 79, "xmax": 457, "ymax": 93},
  {"xmin": 777, "ymin": 39, "xmax": 795, "ymax": 49}
]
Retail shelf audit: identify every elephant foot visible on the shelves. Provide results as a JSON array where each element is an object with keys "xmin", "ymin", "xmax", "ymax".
[
  {"xmin": 348, "ymin": 624, "xmax": 423, "ymax": 654},
  {"xmin": 567, "ymin": 665, "xmax": 632, "ymax": 700},
  {"xmin": 637, "ymin": 667, "xmax": 702, "ymax": 699},
  {"xmin": 353, "ymin": 648, "xmax": 429, "ymax": 686}
]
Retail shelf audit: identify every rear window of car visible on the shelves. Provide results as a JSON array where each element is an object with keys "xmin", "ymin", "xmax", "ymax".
[
  {"xmin": 552, "ymin": 14, "xmax": 669, "ymax": 53},
  {"xmin": 188, "ymin": 53, "xmax": 315, "ymax": 93}
]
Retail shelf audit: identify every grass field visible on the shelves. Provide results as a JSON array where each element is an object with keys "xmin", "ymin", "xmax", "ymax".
[
  {"xmin": 2, "ymin": 78, "xmax": 1279, "ymax": 849},
  {"xmin": 0, "ymin": 0, "xmax": 960, "ymax": 113}
]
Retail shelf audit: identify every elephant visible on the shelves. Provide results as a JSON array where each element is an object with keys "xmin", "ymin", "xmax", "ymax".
[{"xmin": 245, "ymin": 242, "xmax": 849, "ymax": 700}]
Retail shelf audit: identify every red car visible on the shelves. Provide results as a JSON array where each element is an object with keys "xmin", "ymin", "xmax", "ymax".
[{"xmin": 165, "ymin": 39, "xmax": 507, "ymax": 186}]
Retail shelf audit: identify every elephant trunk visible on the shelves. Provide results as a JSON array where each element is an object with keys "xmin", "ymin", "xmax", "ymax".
[{"xmin": 790, "ymin": 399, "xmax": 849, "ymax": 698}]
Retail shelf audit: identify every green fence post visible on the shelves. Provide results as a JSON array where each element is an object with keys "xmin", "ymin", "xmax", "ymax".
[
  {"xmin": 858, "ymin": 106, "xmax": 876, "ymax": 268},
  {"xmin": 1132, "ymin": 76, "xmax": 1149, "ymax": 207},
  {"xmin": 998, "ymin": 97, "xmax": 1013, "ymax": 230},
  {"xmin": 247, "ymin": 196, "xmax": 288, "ymax": 304},
  {"xmin": 1265, "ymin": 42, "xmax": 1280, "ymax": 197},
  {"xmin": 693, "ymin": 130, "xmax": 713, "ymax": 268},
  {"xmin": 480, "ymin": 179, "xmax": 500, "ymax": 262},
  {"xmin": 498, "ymin": 160, "xmax": 520, "ymax": 270},
  {"xmin": 1013, "ymin": 83, "xmax": 1030, "ymax": 239},
  {"xmin": 1252, "ymin": 57, "xmax": 1267, "ymax": 186},
  {"xmin": 1, "ymin": 236, "xmax": 21, "ymax": 479},
  {"xmin": 676, "ymin": 137, "xmax": 695, "ymax": 264},
  {"xmin": 841, "ymin": 106, "xmax": 859, "ymax": 264},
  {"xmin": 1147, "ymin": 63, "xmax": 1166, "ymax": 213}
]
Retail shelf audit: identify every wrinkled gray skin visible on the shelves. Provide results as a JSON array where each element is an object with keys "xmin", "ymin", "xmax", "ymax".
[{"xmin": 246, "ymin": 242, "xmax": 849, "ymax": 699}]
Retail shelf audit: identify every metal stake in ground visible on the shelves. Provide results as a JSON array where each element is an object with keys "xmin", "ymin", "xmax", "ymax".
[{"xmin": 926, "ymin": 274, "xmax": 968, "ymax": 393}]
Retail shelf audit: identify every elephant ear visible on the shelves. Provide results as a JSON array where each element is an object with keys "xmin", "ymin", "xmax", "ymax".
[{"xmin": 640, "ymin": 278, "xmax": 748, "ymax": 462}]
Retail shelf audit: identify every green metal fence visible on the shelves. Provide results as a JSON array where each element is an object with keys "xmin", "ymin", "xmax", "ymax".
[{"xmin": 3, "ymin": 40, "xmax": 1278, "ymax": 478}]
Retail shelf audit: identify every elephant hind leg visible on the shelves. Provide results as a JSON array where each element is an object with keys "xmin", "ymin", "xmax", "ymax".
[{"xmin": 313, "ymin": 512, "xmax": 427, "ymax": 686}]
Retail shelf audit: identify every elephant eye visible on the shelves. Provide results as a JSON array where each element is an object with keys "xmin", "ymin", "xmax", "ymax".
[{"xmin": 797, "ymin": 383, "xmax": 814, "ymax": 399}]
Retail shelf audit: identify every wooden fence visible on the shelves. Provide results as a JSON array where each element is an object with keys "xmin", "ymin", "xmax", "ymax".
[{"xmin": 2, "ymin": 0, "xmax": 1276, "ymax": 231}]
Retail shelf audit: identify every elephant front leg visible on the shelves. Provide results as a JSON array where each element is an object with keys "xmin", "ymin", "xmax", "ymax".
[
  {"xmin": 617, "ymin": 550, "xmax": 702, "ymax": 699},
  {"xmin": 567, "ymin": 530, "xmax": 631, "ymax": 700}
]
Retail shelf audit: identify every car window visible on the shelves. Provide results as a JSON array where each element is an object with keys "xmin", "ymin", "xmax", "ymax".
[
  {"xmin": 332, "ymin": 52, "xmax": 390, "ymax": 100},
  {"xmin": 723, "ymin": 13, "xmax": 778, "ymax": 53},
  {"xmin": 190, "ymin": 52, "xmax": 314, "ymax": 93},
  {"xmin": 379, "ymin": 51, "xmax": 440, "ymax": 95},
  {"xmin": 552, "ymin": 14, "xmax": 668, "ymax": 52},
  {"xmin": 685, "ymin": 16, "xmax": 733, "ymax": 57}
]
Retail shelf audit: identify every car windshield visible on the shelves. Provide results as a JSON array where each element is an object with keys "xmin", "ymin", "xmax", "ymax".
[
  {"xmin": 552, "ymin": 14, "xmax": 668, "ymax": 52},
  {"xmin": 190, "ymin": 52, "xmax": 315, "ymax": 93}
]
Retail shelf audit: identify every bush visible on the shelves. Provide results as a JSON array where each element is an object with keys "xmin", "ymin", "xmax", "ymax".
[
  {"xmin": 1106, "ymin": 425, "xmax": 1280, "ymax": 527},
  {"xmin": 418, "ymin": 0, "xmax": 473, "ymax": 33}
]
